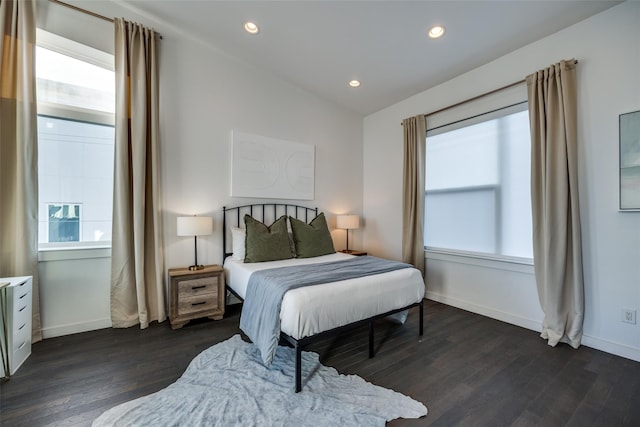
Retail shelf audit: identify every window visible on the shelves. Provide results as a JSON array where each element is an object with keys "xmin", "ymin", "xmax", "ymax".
[
  {"xmin": 424, "ymin": 103, "xmax": 533, "ymax": 260},
  {"xmin": 48, "ymin": 203, "xmax": 81, "ymax": 243},
  {"xmin": 36, "ymin": 30, "xmax": 115, "ymax": 248}
]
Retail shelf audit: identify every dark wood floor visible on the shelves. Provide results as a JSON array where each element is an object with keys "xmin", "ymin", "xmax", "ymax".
[{"xmin": 2, "ymin": 300, "xmax": 640, "ymax": 426}]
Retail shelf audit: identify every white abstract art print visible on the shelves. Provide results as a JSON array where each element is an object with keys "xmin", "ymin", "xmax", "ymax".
[{"xmin": 231, "ymin": 131, "xmax": 315, "ymax": 200}]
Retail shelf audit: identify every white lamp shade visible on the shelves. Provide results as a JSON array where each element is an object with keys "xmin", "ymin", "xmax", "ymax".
[
  {"xmin": 177, "ymin": 216, "xmax": 213, "ymax": 236},
  {"xmin": 336, "ymin": 214, "xmax": 359, "ymax": 230}
]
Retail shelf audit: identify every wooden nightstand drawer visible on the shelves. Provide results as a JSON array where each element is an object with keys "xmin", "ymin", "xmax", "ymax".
[
  {"xmin": 169, "ymin": 265, "xmax": 225, "ymax": 329},
  {"xmin": 177, "ymin": 291, "xmax": 218, "ymax": 316},
  {"xmin": 177, "ymin": 276, "xmax": 220, "ymax": 297}
]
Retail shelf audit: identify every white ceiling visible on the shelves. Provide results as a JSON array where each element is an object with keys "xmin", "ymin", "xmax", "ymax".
[{"xmin": 122, "ymin": 0, "xmax": 620, "ymax": 116}]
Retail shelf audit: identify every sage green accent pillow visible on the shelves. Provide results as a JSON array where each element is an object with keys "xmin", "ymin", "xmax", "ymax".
[
  {"xmin": 244, "ymin": 215, "xmax": 293, "ymax": 263},
  {"xmin": 289, "ymin": 212, "xmax": 336, "ymax": 258}
]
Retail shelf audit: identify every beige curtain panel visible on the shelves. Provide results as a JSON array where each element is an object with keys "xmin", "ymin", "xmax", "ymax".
[
  {"xmin": 402, "ymin": 115, "xmax": 426, "ymax": 276},
  {"xmin": 0, "ymin": 0, "xmax": 42, "ymax": 343},
  {"xmin": 527, "ymin": 59, "xmax": 584, "ymax": 348},
  {"xmin": 111, "ymin": 18, "xmax": 165, "ymax": 329}
]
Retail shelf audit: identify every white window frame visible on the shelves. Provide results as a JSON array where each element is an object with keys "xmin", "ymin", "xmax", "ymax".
[
  {"xmin": 36, "ymin": 29, "xmax": 115, "ymax": 253},
  {"xmin": 424, "ymin": 83, "xmax": 533, "ymax": 267}
]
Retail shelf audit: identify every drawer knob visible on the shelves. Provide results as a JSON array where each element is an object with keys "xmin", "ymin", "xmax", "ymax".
[
  {"xmin": 191, "ymin": 301, "xmax": 206, "ymax": 306},
  {"xmin": 191, "ymin": 285, "xmax": 206, "ymax": 290}
]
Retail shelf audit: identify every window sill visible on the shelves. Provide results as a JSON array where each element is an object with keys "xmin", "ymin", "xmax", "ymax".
[
  {"xmin": 38, "ymin": 246, "xmax": 111, "ymax": 262},
  {"xmin": 425, "ymin": 248, "xmax": 534, "ymax": 274}
]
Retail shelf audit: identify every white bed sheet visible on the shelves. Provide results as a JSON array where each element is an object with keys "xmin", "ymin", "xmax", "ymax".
[{"xmin": 224, "ymin": 253, "xmax": 425, "ymax": 340}]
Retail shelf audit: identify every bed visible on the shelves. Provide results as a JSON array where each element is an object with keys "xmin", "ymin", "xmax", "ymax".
[{"xmin": 222, "ymin": 203, "xmax": 425, "ymax": 392}]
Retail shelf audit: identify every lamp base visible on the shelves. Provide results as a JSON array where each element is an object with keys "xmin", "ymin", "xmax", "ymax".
[{"xmin": 188, "ymin": 265, "xmax": 205, "ymax": 271}]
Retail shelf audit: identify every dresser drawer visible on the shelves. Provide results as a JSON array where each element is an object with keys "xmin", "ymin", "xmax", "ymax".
[
  {"xmin": 177, "ymin": 276, "xmax": 220, "ymax": 297},
  {"xmin": 12, "ymin": 313, "xmax": 31, "ymax": 353},
  {"xmin": 177, "ymin": 292, "xmax": 218, "ymax": 316},
  {"xmin": 11, "ymin": 283, "xmax": 32, "ymax": 320},
  {"xmin": 12, "ymin": 291, "xmax": 31, "ymax": 328},
  {"xmin": 11, "ymin": 336, "xmax": 31, "ymax": 375},
  {"xmin": 11, "ymin": 277, "xmax": 32, "ymax": 296}
]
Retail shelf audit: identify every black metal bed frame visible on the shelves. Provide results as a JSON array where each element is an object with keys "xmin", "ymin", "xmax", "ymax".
[{"xmin": 222, "ymin": 203, "xmax": 424, "ymax": 392}]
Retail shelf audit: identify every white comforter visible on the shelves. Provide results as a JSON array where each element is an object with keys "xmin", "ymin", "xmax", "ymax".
[{"xmin": 224, "ymin": 253, "xmax": 425, "ymax": 340}]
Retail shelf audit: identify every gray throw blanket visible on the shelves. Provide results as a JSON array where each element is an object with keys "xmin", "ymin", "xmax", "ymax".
[{"xmin": 240, "ymin": 256, "xmax": 413, "ymax": 365}]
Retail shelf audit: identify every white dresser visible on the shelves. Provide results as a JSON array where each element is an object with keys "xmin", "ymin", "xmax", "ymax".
[{"xmin": 1, "ymin": 276, "xmax": 33, "ymax": 377}]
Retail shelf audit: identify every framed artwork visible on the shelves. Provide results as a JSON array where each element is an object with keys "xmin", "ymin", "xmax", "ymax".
[
  {"xmin": 619, "ymin": 110, "xmax": 640, "ymax": 211},
  {"xmin": 231, "ymin": 131, "xmax": 315, "ymax": 200}
]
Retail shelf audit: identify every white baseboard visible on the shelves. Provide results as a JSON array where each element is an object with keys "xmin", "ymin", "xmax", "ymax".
[
  {"xmin": 426, "ymin": 291, "xmax": 640, "ymax": 363},
  {"xmin": 580, "ymin": 334, "xmax": 640, "ymax": 362},
  {"xmin": 42, "ymin": 318, "xmax": 112, "ymax": 339},
  {"xmin": 426, "ymin": 291, "xmax": 543, "ymax": 332}
]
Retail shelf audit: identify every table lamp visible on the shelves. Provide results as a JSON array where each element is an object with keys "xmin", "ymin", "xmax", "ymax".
[
  {"xmin": 336, "ymin": 214, "xmax": 359, "ymax": 253},
  {"xmin": 177, "ymin": 216, "xmax": 213, "ymax": 270}
]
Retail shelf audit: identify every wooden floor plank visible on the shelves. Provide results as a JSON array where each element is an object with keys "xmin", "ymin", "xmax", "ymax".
[{"xmin": 1, "ymin": 301, "xmax": 639, "ymax": 426}]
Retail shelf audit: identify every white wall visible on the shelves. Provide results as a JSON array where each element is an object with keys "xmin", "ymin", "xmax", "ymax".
[
  {"xmin": 38, "ymin": 249, "xmax": 111, "ymax": 338},
  {"xmin": 157, "ymin": 23, "xmax": 364, "ymax": 270},
  {"xmin": 36, "ymin": 0, "xmax": 363, "ymax": 337},
  {"xmin": 363, "ymin": 1, "xmax": 640, "ymax": 361}
]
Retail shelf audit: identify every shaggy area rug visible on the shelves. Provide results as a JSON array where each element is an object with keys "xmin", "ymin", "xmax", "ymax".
[{"xmin": 92, "ymin": 334, "xmax": 427, "ymax": 426}]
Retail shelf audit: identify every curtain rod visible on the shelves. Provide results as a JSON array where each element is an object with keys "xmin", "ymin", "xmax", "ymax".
[
  {"xmin": 402, "ymin": 59, "xmax": 578, "ymax": 124},
  {"xmin": 48, "ymin": 0, "xmax": 163, "ymax": 39}
]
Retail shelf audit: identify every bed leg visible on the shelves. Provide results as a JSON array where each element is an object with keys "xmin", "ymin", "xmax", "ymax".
[
  {"xmin": 369, "ymin": 320, "xmax": 374, "ymax": 358},
  {"xmin": 419, "ymin": 300, "xmax": 424, "ymax": 336},
  {"xmin": 295, "ymin": 344, "xmax": 302, "ymax": 393}
]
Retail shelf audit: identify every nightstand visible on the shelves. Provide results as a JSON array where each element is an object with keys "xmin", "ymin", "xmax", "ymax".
[
  {"xmin": 340, "ymin": 250, "xmax": 367, "ymax": 256},
  {"xmin": 169, "ymin": 265, "xmax": 225, "ymax": 330}
]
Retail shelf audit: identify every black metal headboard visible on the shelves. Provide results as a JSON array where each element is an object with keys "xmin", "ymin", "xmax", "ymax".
[{"xmin": 222, "ymin": 203, "xmax": 318, "ymax": 261}]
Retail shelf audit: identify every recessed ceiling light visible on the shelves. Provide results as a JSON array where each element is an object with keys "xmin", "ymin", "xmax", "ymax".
[
  {"xmin": 244, "ymin": 21, "xmax": 259, "ymax": 35},
  {"xmin": 349, "ymin": 80, "xmax": 361, "ymax": 88},
  {"xmin": 428, "ymin": 25, "xmax": 445, "ymax": 39}
]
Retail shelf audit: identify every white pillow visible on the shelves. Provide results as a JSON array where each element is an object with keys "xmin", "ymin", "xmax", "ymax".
[{"xmin": 231, "ymin": 227, "xmax": 246, "ymax": 260}]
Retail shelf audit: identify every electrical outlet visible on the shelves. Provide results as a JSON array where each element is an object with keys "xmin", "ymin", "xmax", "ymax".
[{"xmin": 621, "ymin": 309, "xmax": 637, "ymax": 324}]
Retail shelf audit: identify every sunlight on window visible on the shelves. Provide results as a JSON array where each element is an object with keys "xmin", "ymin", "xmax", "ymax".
[
  {"xmin": 425, "ymin": 109, "xmax": 533, "ymax": 259},
  {"xmin": 36, "ymin": 46, "xmax": 115, "ymax": 113}
]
